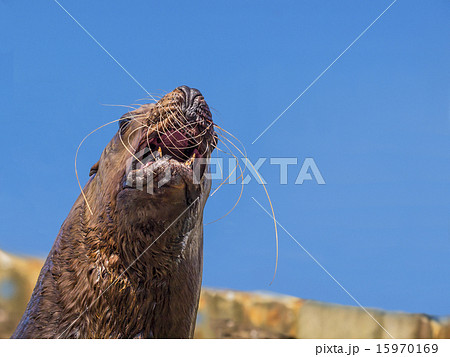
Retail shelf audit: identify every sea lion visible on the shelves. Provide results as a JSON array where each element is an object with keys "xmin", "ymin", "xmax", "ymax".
[{"xmin": 12, "ymin": 86, "xmax": 217, "ymax": 338}]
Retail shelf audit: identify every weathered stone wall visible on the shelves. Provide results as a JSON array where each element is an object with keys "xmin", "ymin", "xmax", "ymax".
[
  {"xmin": 0, "ymin": 250, "xmax": 43, "ymax": 338},
  {"xmin": 1, "ymin": 249, "xmax": 448, "ymax": 339},
  {"xmin": 194, "ymin": 289, "xmax": 449, "ymax": 339}
]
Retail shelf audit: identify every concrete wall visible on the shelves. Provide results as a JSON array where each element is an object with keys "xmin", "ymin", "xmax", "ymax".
[{"xmin": 1, "ymin": 249, "xmax": 448, "ymax": 339}]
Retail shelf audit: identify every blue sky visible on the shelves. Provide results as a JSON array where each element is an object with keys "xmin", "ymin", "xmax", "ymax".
[{"xmin": 0, "ymin": 1, "xmax": 449, "ymax": 316}]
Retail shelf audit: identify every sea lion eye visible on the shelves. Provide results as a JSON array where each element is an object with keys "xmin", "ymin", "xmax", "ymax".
[{"xmin": 118, "ymin": 113, "xmax": 132, "ymax": 131}]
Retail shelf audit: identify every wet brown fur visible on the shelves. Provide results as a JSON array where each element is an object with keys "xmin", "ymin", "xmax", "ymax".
[{"xmin": 12, "ymin": 88, "xmax": 215, "ymax": 338}]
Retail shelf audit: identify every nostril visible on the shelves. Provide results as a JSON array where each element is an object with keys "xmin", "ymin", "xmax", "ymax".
[
  {"xmin": 178, "ymin": 85, "xmax": 202, "ymax": 108},
  {"xmin": 188, "ymin": 88, "xmax": 202, "ymax": 105},
  {"xmin": 185, "ymin": 109, "xmax": 197, "ymax": 121}
]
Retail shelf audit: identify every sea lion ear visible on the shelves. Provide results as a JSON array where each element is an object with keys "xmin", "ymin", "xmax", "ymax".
[{"xmin": 89, "ymin": 161, "xmax": 99, "ymax": 176}]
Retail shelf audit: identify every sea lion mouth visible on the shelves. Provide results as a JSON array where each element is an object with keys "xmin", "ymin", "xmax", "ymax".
[{"xmin": 122, "ymin": 86, "xmax": 217, "ymax": 191}]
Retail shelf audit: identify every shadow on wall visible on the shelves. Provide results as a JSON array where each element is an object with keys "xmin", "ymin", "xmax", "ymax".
[{"xmin": 0, "ymin": 249, "xmax": 448, "ymax": 339}]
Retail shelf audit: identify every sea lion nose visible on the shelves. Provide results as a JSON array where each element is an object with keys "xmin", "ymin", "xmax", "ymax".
[{"xmin": 178, "ymin": 85, "xmax": 202, "ymax": 108}]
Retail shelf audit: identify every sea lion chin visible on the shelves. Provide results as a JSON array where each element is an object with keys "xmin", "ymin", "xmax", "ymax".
[{"xmin": 12, "ymin": 86, "xmax": 217, "ymax": 339}]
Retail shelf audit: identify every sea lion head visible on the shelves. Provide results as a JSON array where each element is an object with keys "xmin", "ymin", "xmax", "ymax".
[
  {"xmin": 85, "ymin": 86, "xmax": 217, "ymax": 223},
  {"xmin": 11, "ymin": 86, "xmax": 218, "ymax": 339}
]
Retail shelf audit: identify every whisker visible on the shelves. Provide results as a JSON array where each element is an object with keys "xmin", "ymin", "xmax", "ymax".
[
  {"xmin": 127, "ymin": 125, "xmax": 148, "ymax": 152},
  {"xmin": 208, "ymin": 125, "xmax": 279, "ymax": 284},
  {"xmin": 75, "ymin": 117, "xmax": 129, "ymax": 215},
  {"xmin": 119, "ymin": 116, "xmax": 145, "ymax": 166},
  {"xmin": 100, "ymin": 103, "xmax": 140, "ymax": 111},
  {"xmin": 210, "ymin": 136, "xmax": 244, "ymax": 187},
  {"xmin": 214, "ymin": 132, "xmax": 247, "ymax": 181}
]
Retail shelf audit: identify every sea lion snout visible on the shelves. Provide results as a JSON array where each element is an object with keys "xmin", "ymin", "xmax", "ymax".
[
  {"xmin": 177, "ymin": 85, "xmax": 202, "ymax": 108},
  {"xmin": 177, "ymin": 85, "xmax": 210, "ymax": 122}
]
